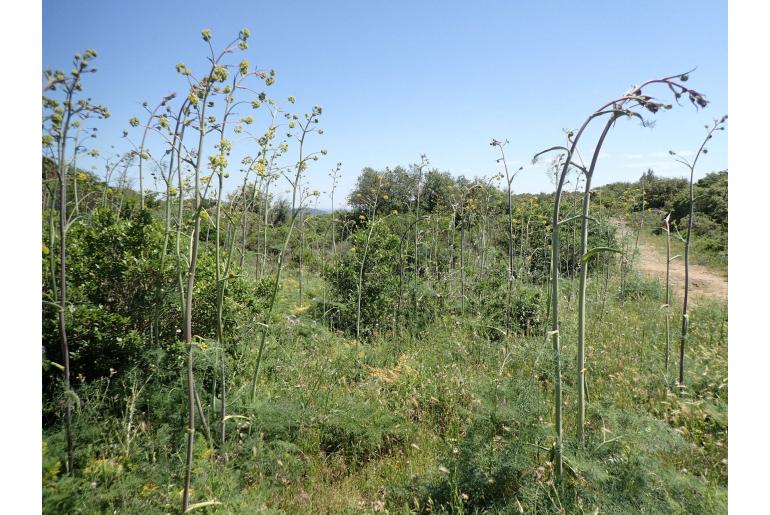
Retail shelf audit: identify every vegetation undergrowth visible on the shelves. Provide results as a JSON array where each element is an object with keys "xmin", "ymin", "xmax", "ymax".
[{"xmin": 43, "ymin": 247, "xmax": 727, "ymax": 512}]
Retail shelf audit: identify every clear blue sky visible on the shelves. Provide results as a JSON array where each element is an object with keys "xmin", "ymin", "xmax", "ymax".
[{"xmin": 43, "ymin": 0, "xmax": 727, "ymax": 208}]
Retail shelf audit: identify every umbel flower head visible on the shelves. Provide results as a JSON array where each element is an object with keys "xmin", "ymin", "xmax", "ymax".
[
  {"xmin": 238, "ymin": 27, "xmax": 250, "ymax": 48},
  {"xmin": 211, "ymin": 65, "xmax": 228, "ymax": 83}
]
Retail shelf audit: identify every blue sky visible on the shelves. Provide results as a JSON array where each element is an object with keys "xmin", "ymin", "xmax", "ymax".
[{"xmin": 43, "ymin": 0, "xmax": 727, "ymax": 208}]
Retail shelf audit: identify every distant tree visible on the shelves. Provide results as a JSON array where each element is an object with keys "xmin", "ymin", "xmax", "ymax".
[
  {"xmin": 349, "ymin": 166, "xmax": 411, "ymax": 213},
  {"xmin": 422, "ymin": 169, "xmax": 455, "ymax": 212},
  {"xmin": 272, "ymin": 198, "xmax": 289, "ymax": 225},
  {"xmin": 671, "ymin": 170, "xmax": 727, "ymax": 228}
]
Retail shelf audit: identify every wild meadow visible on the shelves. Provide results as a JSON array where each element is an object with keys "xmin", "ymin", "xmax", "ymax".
[{"xmin": 42, "ymin": 28, "xmax": 728, "ymax": 514}]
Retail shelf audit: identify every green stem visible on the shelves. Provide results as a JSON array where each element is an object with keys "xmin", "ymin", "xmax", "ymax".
[{"xmin": 577, "ymin": 115, "xmax": 616, "ymax": 445}]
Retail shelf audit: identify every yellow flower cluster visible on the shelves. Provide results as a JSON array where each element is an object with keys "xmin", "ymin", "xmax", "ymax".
[{"xmin": 292, "ymin": 304, "xmax": 309, "ymax": 314}]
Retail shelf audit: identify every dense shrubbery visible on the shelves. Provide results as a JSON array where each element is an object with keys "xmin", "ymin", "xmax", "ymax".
[
  {"xmin": 318, "ymin": 185, "xmax": 622, "ymax": 344},
  {"xmin": 42, "ymin": 207, "xmax": 265, "ymax": 398},
  {"xmin": 671, "ymin": 170, "xmax": 728, "ymax": 229},
  {"xmin": 41, "ymin": 155, "xmax": 728, "ymax": 511},
  {"xmin": 322, "ymin": 220, "xmax": 402, "ymax": 337},
  {"xmin": 598, "ymin": 169, "xmax": 728, "ymax": 264},
  {"xmin": 470, "ymin": 273, "xmax": 546, "ymax": 339}
]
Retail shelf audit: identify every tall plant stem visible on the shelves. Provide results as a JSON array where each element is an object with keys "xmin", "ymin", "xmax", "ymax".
[
  {"xmin": 664, "ymin": 214, "xmax": 672, "ymax": 380},
  {"xmin": 251, "ymin": 109, "xmax": 321, "ymax": 401},
  {"xmin": 260, "ymin": 177, "xmax": 273, "ymax": 279},
  {"xmin": 577, "ymin": 115, "xmax": 617, "ymax": 445},
  {"xmin": 413, "ymin": 159, "xmax": 425, "ymax": 331},
  {"xmin": 355, "ymin": 189, "xmax": 382, "ymax": 353},
  {"xmin": 459, "ymin": 212, "xmax": 466, "ymax": 316},
  {"xmin": 539, "ymin": 109, "xmax": 615, "ymax": 481},
  {"xmin": 299, "ymin": 212, "xmax": 305, "ymax": 306},
  {"xmin": 56, "ymin": 93, "xmax": 74, "ymax": 476},
  {"xmin": 214, "ymin": 171, "xmax": 225, "ymax": 447},
  {"xmin": 504, "ymin": 164, "xmax": 515, "ymax": 334},
  {"xmin": 674, "ymin": 117, "xmax": 725, "ymax": 393},
  {"xmin": 331, "ymin": 185, "xmax": 336, "ymax": 256},
  {"xmin": 599, "ymin": 221, "xmax": 612, "ymax": 321},
  {"xmin": 678, "ymin": 171, "xmax": 694, "ymax": 392},
  {"xmin": 181, "ymin": 39, "xmax": 239, "ymax": 507},
  {"xmin": 491, "ymin": 141, "xmax": 520, "ymax": 337},
  {"xmin": 181, "ymin": 118, "xmax": 206, "ymax": 512}
]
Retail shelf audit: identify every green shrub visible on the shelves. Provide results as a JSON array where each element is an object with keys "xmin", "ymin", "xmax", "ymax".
[
  {"xmin": 471, "ymin": 274, "xmax": 546, "ymax": 339},
  {"xmin": 43, "ymin": 208, "xmax": 174, "ymax": 389},
  {"xmin": 318, "ymin": 397, "xmax": 409, "ymax": 464},
  {"xmin": 392, "ymin": 377, "xmax": 549, "ymax": 512},
  {"xmin": 321, "ymin": 222, "xmax": 402, "ymax": 338},
  {"xmin": 248, "ymin": 398, "xmax": 305, "ymax": 442},
  {"xmin": 511, "ymin": 285, "xmax": 545, "ymax": 336},
  {"xmin": 242, "ymin": 438, "xmax": 308, "ymax": 487},
  {"xmin": 42, "ymin": 208, "xmax": 267, "ymax": 417}
]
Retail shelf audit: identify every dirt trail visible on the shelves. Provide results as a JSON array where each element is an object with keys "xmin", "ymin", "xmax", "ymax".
[{"xmin": 616, "ymin": 222, "xmax": 728, "ymax": 303}]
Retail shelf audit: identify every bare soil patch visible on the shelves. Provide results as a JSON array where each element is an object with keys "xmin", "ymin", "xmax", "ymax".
[{"xmin": 617, "ymin": 221, "xmax": 727, "ymax": 303}]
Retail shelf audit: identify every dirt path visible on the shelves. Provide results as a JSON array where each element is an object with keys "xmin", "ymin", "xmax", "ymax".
[{"xmin": 616, "ymin": 221, "xmax": 728, "ymax": 303}]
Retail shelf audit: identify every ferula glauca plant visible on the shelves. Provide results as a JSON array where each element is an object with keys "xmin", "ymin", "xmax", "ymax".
[
  {"xmin": 490, "ymin": 139, "xmax": 523, "ymax": 337},
  {"xmin": 533, "ymin": 70, "xmax": 709, "ymax": 477},
  {"xmin": 669, "ymin": 115, "xmax": 727, "ymax": 393},
  {"xmin": 239, "ymin": 99, "xmax": 286, "ymax": 278},
  {"xmin": 411, "ymin": 155, "xmax": 429, "ymax": 336},
  {"xmin": 250, "ymin": 102, "xmax": 325, "ymax": 401},
  {"xmin": 355, "ymin": 174, "xmax": 384, "ymax": 346},
  {"xmin": 42, "ymin": 48, "xmax": 110, "ymax": 475},
  {"xmin": 206, "ymin": 44, "xmax": 279, "ymax": 451},
  {"xmin": 173, "ymin": 27, "xmax": 265, "ymax": 512},
  {"xmin": 661, "ymin": 212, "xmax": 678, "ymax": 382}
]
